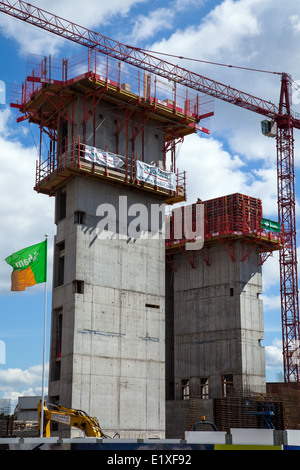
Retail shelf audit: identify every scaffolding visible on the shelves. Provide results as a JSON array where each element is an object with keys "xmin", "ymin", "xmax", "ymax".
[
  {"xmin": 166, "ymin": 193, "xmax": 283, "ymax": 268},
  {"xmin": 11, "ymin": 50, "xmax": 213, "ymax": 203},
  {"xmin": 187, "ymin": 384, "xmax": 300, "ymax": 432},
  {"xmin": 35, "ymin": 139, "xmax": 187, "ymax": 202},
  {"xmin": 11, "ymin": 51, "xmax": 213, "ymax": 132}
]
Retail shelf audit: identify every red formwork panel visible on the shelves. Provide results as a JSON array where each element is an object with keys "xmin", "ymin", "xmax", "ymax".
[
  {"xmin": 168, "ymin": 193, "xmax": 263, "ymax": 245},
  {"xmin": 201, "ymin": 193, "xmax": 262, "ymax": 238}
]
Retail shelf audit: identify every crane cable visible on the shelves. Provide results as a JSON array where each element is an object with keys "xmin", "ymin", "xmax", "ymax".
[
  {"xmin": 134, "ymin": 47, "xmax": 300, "ymax": 97},
  {"xmin": 132, "ymin": 46, "xmax": 282, "ymax": 76}
]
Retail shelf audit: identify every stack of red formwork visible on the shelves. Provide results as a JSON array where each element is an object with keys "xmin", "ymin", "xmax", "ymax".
[
  {"xmin": 198, "ymin": 193, "xmax": 262, "ymax": 239},
  {"xmin": 166, "ymin": 193, "xmax": 263, "ymax": 246}
]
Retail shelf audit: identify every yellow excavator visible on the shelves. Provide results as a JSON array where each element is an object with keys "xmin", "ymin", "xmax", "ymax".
[{"xmin": 38, "ymin": 400, "xmax": 109, "ymax": 438}]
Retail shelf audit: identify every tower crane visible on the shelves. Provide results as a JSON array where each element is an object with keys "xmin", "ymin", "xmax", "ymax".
[{"xmin": 0, "ymin": 0, "xmax": 299, "ymax": 383}]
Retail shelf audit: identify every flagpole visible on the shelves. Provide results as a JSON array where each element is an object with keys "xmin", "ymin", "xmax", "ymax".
[{"xmin": 40, "ymin": 234, "xmax": 48, "ymax": 438}]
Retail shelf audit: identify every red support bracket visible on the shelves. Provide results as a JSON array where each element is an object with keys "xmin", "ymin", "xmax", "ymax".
[
  {"xmin": 116, "ymin": 107, "xmax": 136, "ymax": 135},
  {"xmin": 131, "ymin": 110, "xmax": 153, "ymax": 141},
  {"xmin": 42, "ymin": 90, "xmax": 75, "ymax": 126},
  {"xmin": 241, "ymin": 240, "xmax": 259, "ymax": 262},
  {"xmin": 198, "ymin": 246, "xmax": 210, "ymax": 266},
  {"xmin": 83, "ymin": 87, "xmax": 108, "ymax": 124},
  {"xmin": 166, "ymin": 254, "xmax": 176, "ymax": 272},
  {"xmin": 220, "ymin": 239, "xmax": 235, "ymax": 262},
  {"xmin": 179, "ymin": 246, "xmax": 195, "ymax": 269},
  {"xmin": 259, "ymin": 251, "xmax": 273, "ymax": 266}
]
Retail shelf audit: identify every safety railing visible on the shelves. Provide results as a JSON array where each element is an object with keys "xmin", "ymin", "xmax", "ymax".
[
  {"xmin": 35, "ymin": 139, "xmax": 186, "ymax": 199},
  {"xmin": 165, "ymin": 195, "xmax": 283, "ymax": 249},
  {"xmin": 11, "ymin": 50, "xmax": 214, "ymax": 132}
]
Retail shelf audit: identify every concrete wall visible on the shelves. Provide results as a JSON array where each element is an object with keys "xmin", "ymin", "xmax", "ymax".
[
  {"xmin": 167, "ymin": 241, "xmax": 266, "ymax": 401},
  {"xmin": 48, "ymin": 96, "xmax": 169, "ymax": 438},
  {"xmin": 166, "ymin": 399, "xmax": 215, "ymax": 438},
  {"xmin": 165, "ymin": 401, "xmax": 189, "ymax": 439},
  {"xmin": 48, "ymin": 177, "xmax": 166, "ymax": 438},
  {"xmin": 67, "ymin": 97, "xmax": 166, "ymax": 168}
]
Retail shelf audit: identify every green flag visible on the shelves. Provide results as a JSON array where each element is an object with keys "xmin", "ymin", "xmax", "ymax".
[{"xmin": 5, "ymin": 240, "xmax": 47, "ymax": 291}]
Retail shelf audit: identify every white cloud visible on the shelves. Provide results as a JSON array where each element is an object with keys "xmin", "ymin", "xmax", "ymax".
[
  {"xmin": 290, "ymin": 14, "xmax": 300, "ymax": 34},
  {"xmin": 0, "ymin": 106, "xmax": 12, "ymax": 135},
  {"xmin": 145, "ymin": 0, "xmax": 300, "ymax": 168},
  {"xmin": 176, "ymin": 132, "xmax": 278, "ymax": 218},
  {"xmin": 247, "ymin": 166, "xmax": 277, "ymax": 217},
  {"xmin": 130, "ymin": 8, "xmax": 175, "ymax": 42},
  {"xmin": 265, "ymin": 338, "xmax": 283, "ymax": 370},
  {"xmin": 0, "ymin": 0, "xmax": 147, "ymax": 55},
  {"xmin": 0, "ymin": 363, "xmax": 48, "ymax": 411},
  {"xmin": 127, "ymin": 0, "xmax": 206, "ymax": 43},
  {"xmin": 227, "ymin": 121, "xmax": 276, "ymax": 164},
  {"xmin": 261, "ymin": 294, "xmax": 281, "ymax": 311},
  {"xmin": 150, "ymin": 0, "xmax": 262, "ymax": 64},
  {"xmin": 0, "ymin": 108, "xmax": 54, "ymax": 292},
  {"xmin": 177, "ymin": 133, "xmax": 249, "ymax": 202},
  {"xmin": 194, "ymin": 0, "xmax": 261, "ymax": 59},
  {"xmin": 0, "ymin": 364, "xmax": 45, "ymax": 391},
  {"xmin": 262, "ymin": 251, "xmax": 280, "ymax": 291},
  {"xmin": 139, "ymin": 0, "xmax": 300, "ymax": 229},
  {"xmin": 50, "ymin": 0, "xmax": 146, "ymax": 25}
]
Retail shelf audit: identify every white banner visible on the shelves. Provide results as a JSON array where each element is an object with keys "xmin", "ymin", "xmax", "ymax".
[
  {"xmin": 84, "ymin": 145, "xmax": 124, "ymax": 169},
  {"xmin": 136, "ymin": 161, "xmax": 176, "ymax": 191}
]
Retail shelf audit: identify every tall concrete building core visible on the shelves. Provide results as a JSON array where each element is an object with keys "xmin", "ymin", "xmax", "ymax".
[
  {"xmin": 168, "ymin": 242, "xmax": 266, "ymax": 399},
  {"xmin": 165, "ymin": 194, "xmax": 282, "ymax": 435},
  {"xmin": 11, "ymin": 51, "xmax": 213, "ymax": 437}
]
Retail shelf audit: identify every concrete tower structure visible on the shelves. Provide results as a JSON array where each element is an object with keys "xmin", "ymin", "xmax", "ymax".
[
  {"xmin": 168, "ymin": 242, "xmax": 266, "ymax": 400},
  {"xmin": 12, "ymin": 52, "xmax": 212, "ymax": 437},
  {"xmin": 165, "ymin": 194, "xmax": 282, "ymax": 435}
]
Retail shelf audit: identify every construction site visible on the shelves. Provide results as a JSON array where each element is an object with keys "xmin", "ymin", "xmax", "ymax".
[{"xmin": 2, "ymin": 0, "xmax": 300, "ymax": 451}]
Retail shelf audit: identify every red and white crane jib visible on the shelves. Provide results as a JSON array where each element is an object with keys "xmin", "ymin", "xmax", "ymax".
[{"xmin": 0, "ymin": 0, "xmax": 286, "ymax": 120}]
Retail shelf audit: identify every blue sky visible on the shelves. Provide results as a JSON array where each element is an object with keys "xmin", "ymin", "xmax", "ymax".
[{"xmin": 1, "ymin": 0, "xmax": 300, "ymax": 411}]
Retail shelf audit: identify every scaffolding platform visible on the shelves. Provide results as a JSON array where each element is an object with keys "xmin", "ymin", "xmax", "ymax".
[
  {"xmin": 11, "ymin": 51, "xmax": 213, "ymax": 203},
  {"xmin": 34, "ymin": 141, "xmax": 186, "ymax": 203},
  {"xmin": 11, "ymin": 51, "xmax": 213, "ymax": 136},
  {"xmin": 166, "ymin": 193, "xmax": 283, "ymax": 264}
]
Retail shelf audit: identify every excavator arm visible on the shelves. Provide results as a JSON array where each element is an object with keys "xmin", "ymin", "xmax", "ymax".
[{"xmin": 38, "ymin": 400, "xmax": 105, "ymax": 437}]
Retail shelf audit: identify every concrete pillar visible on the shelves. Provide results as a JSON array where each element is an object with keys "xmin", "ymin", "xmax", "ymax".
[{"xmin": 48, "ymin": 99, "xmax": 167, "ymax": 438}]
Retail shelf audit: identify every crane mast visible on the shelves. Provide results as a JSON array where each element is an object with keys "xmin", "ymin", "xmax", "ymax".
[
  {"xmin": 277, "ymin": 74, "xmax": 300, "ymax": 382},
  {"xmin": 0, "ymin": 0, "xmax": 299, "ymax": 383}
]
